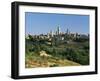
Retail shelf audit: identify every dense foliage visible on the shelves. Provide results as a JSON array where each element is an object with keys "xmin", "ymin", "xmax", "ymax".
[{"xmin": 25, "ymin": 35, "xmax": 89, "ymax": 66}]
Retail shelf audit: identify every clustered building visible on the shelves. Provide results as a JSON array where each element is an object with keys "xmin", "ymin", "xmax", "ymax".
[{"xmin": 26, "ymin": 26, "xmax": 89, "ymax": 45}]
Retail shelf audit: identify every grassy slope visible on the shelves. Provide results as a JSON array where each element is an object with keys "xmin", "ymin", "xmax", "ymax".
[{"xmin": 25, "ymin": 52, "xmax": 80, "ymax": 68}]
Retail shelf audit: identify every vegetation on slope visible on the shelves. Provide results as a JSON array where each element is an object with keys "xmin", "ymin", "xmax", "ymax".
[{"xmin": 25, "ymin": 34, "xmax": 89, "ymax": 68}]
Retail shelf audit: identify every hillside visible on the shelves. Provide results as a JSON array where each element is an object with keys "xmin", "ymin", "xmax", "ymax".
[
  {"xmin": 25, "ymin": 51, "xmax": 80, "ymax": 68},
  {"xmin": 25, "ymin": 34, "xmax": 89, "ymax": 68}
]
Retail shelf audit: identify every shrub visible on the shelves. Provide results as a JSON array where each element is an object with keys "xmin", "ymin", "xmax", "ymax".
[{"xmin": 50, "ymin": 64, "xmax": 59, "ymax": 67}]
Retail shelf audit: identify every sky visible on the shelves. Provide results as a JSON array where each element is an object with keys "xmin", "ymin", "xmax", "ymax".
[{"xmin": 25, "ymin": 12, "xmax": 89, "ymax": 35}]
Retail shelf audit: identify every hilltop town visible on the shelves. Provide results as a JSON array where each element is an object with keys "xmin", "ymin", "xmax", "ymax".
[{"xmin": 26, "ymin": 27, "xmax": 89, "ymax": 46}]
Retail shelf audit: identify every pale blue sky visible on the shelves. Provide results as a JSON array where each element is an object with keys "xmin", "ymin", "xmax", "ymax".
[{"xmin": 25, "ymin": 12, "xmax": 89, "ymax": 35}]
